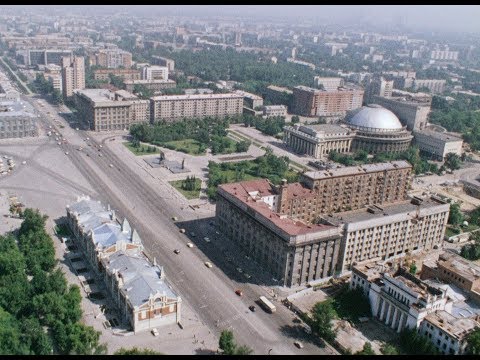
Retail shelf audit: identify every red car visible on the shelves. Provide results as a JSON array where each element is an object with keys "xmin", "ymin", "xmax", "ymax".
[{"xmin": 235, "ymin": 289, "xmax": 243, "ymax": 296}]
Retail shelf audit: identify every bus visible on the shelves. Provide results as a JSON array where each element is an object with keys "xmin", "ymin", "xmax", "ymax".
[{"xmin": 259, "ymin": 296, "xmax": 276, "ymax": 313}]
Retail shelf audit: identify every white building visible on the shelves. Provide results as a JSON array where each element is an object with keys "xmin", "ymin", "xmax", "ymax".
[
  {"xmin": 262, "ymin": 105, "xmax": 287, "ymax": 118},
  {"xmin": 313, "ymin": 77, "xmax": 344, "ymax": 91},
  {"xmin": 413, "ymin": 129, "xmax": 463, "ymax": 161},
  {"xmin": 141, "ymin": 65, "xmax": 169, "ymax": 81}
]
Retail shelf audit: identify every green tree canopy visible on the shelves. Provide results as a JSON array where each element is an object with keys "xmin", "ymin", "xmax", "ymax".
[
  {"xmin": 466, "ymin": 327, "xmax": 480, "ymax": 355},
  {"xmin": 115, "ymin": 347, "xmax": 164, "ymax": 355},
  {"xmin": 311, "ymin": 299, "xmax": 337, "ymax": 342}
]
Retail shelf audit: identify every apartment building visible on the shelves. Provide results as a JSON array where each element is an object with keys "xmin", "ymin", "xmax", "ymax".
[
  {"xmin": 262, "ymin": 105, "xmax": 287, "ymax": 117},
  {"xmin": 74, "ymin": 89, "xmax": 149, "ymax": 131},
  {"xmin": 141, "ymin": 65, "xmax": 169, "ymax": 81},
  {"xmin": 216, "ymin": 179, "xmax": 343, "ymax": 287},
  {"xmin": 90, "ymin": 49, "xmax": 132, "ymax": 69},
  {"xmin": 322, "ymin": 196, "xmax": 449, "ymax": 273},
  {"xmin": 150, "ymin": 93, "xmax": 243, "ymax": 122},
  {"xmin": 431, "ymin": 50, "xmax": 459, "ymax": 61},
  {"xmin": 413, "ymin": 79, "xmax": 446, "ymax": 94},
  {"xmin": 93, "ymin": 68, "xmax": 141, "ymax": 81},
  {"xmin": 61, "ymin": 56, "xmax": 85, "ymax": 98},
  {"xmin": 293, "ymin": 85, "xmax": 364, "ymax": 118},
  {"xmin": 413, "ymin": 129, "xmax": 463, "ymax": 161},
  {"xmin": 364, "ymin": 76, "xmax": 394, "ymax": 104},
  {"xmin": 45, "ymin": 64, "xmax": 62, "ymax": 93},
  {"xmin": 0, "ymin": 99, "xmax": 38, "ymax": 139},
  {"xmin": 66, "ymin": 196, "xmax": 181, "ymax": 333},
  {"xmin": 123, "ymin": 79, "xmax": 176, "ymax": 93},
  {"xmin": 17, "ymin": 48, "xmax": 73, "ymax": 67},
  {"xmin": 372, "ymin": 95, "xmax": 431, "ymax": 131}
]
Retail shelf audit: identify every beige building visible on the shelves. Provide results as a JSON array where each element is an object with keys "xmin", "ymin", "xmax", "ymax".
[
  {"xmin": 372, "ymin": 95, "xmax": 431, "ymax": 131},
  {"xmin": 216, "ymin": 179, "xmax": 343, "ymax": 287},
  {"xmin": 74, "ymin": 89, "xmax": 150, "ymax": 131},
  {"xmin": 61, "ymin": 56, "xmax": 85, "ymax": 99},
  {"xmin": 152, "ymin": 56, "xmax": 175, "ymax": 72},
  {"xmin": 234, "ymin": 90, "xmax": 264, "ymax": 109},
  {"xmin": 364, "ymin": 76, "xmax": 394, "ymax": 103},
  {"xmin": 262, "ymin": 105, "xmax": 287, "ymax": 118},
  {"xmin": 430, "ymin": 50, "xmax": 459, "ymax": 61},
  {"xmin": 293, "ymin": 85, "xmax": 364, "ymax": 118},
  {"xmin": 45, "ymin": 64, "xmax": 62, "ymax": 93},
  {"xmin": 150, "ymin": 93, "xmax": 243, "ymax": 122},
  {"xmin": 293, "ymin": 160, "xmax": 412, "ymax": 218},
  {"xmin": 93, "ymin": 68, "xmax": 141, "ymax": 81},
  {"xmin": 413, "ymin": 79, "xmax": 446, "ymax": 94},
  {"xmin": 283, "ymin": 123, "xmax": 354, "ymax": 158},
  {"xmin": 313, "ymin": 77, "xmax": 344, "ymax": 91},
  {"xmin": 90, "ymin": 49, "xmax": 132, "ymax": 69},
  {"xmin": 323, "ymin": 196, "xmax": 450, "ymax": 273},
  {"xmin": 413, "ymin": 129, "xmax": 463, "ymax": 161}
]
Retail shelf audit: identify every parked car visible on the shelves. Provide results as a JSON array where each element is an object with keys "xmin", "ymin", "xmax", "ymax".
[
  {"xmin": 172, "ymin": 216, "xmax": 178, "ymax": 221},
  {"xmin": 294, "ymin": 341, "xmax": 304, "ymax": 349},
  {"xmin": 151, "ymin": 328, "xmax": 159, "ymax": 337},
  {"xmin": 235, "ymin": 289, "xmax": 243, "ymax": 296},
  {"xmin": 249, "ymin": 305, "xmax": 256, "ymax": 312},
  {"xmin": 179, "ymin": 228, "xmax": 186, "ymax": 233},
  {"xmin": 186, "ymin": 242, "xmax": 194, "ymax": 248},
  {"xmin": 204, "ymin": 261, "xmax": 213, "ymax": 268},
  {"xmin": 173, "ymin": 249, "xmax": 180, "ymax": 254}
]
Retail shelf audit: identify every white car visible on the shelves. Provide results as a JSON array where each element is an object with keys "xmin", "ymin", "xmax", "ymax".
[
  {"xmin": 186, "ymin": 242, "xmax": 194, "ymax": 248},
  {"xmin": 65, "ymin": 152, "xmax": 69, "ymax": 155},
  {"xmin": 21, "ymin": 161, "xmax": 26, "ymax": 165},
  {"xmin": 151, "ymin": 328, "xmax": 159, "ymax": 337},
  {"xmin": 109, "ymin": 164, "xmax": 113, "ymax": 168},
  {"xmin": 204, "ymin": 261, "xmax": 213, "ymax": 268}
]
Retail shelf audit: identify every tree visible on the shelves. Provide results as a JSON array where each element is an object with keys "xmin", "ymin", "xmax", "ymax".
[
  {"xmin": 291, "ymin": 115, "xmax": 300, "ymax": 124},
  {"xmin": 355, "ymin": 342, "xmax": 375, "ymax": 355},
  {"xmin": 219, "ymin": 330, "xmax": 236, "ymax": 355},
  {"xmin": 235, "ymin": 345, "xmax": 253, "ymax": 355},
  {"xmin": 0, "ymin": 307, "xmax": 29, "ymax": 355},
  {"xmin": 466, "ymin": 327, "xmax": 480, "ymax": 355},
  {"xmin": 444, "ymin": 152, "xmax": 462, "ymax": 171},
  {"xmin": 399, "ymin": 328, "xmax": 438, "ymax": 355},
  {"xmin": 448, "ymin": 203, "xmax": 464, "ymax": 226},
  {"xmin": 409, "ymin": 262, "xmax": 417, "ymax": 275},
  {"xmin": 114, "ymin": 347, "xmax": 164, "ymax": 355},
  {"xmin": 380, "ymin": 343, "xmax": 399, "ymax": 355},
  {"xmin": 52, "ymin": 89, "xmax": 63, "ymax": 105},
  {"xmin": 311, "ymin": 300, "xmax": 337, "ymax": 342},
  {"xmin": 235, "ymin": 140, "xmax": 251, "ymax": 153}
]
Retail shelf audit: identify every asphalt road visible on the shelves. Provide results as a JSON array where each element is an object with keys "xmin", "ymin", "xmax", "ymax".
[{"xmin": 25, "ymin": 95, "xmax": 335, "ymax": 355}]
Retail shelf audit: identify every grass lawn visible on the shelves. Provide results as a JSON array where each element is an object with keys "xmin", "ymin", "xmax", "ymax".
[
  {"xmin": 54, "ymin": 223, "xmax": 72, "ymax": 237},
  {"xmin": 163, "ymin": 139, "xmax": 205, "ymax": 155},
  {"xmin": 445, "ymin": 227, "xmax": 461, "ymax": 238},
  {"xmin": 123, "ymin": 141, "xmax": 158, "ymax": 156},
  {"xmin": 169, "ymin": 178, "xmax": 202, "ymax": 199}
]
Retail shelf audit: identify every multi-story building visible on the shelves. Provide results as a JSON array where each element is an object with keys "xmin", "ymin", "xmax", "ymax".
[
  {"xmin": 151, "ymin": 56, "xmax": 175, "ymax": 72},
  {"xmin": 74, "ymin": 89, "xmax": 150, "ymax": 131},
  {"xmin": 372, "ymin": 95, "xmax": 431, "ymax": 131},
  {"xmin": 413, "ymin": 129, "xmax": 463, "ymax": 161},
  {"xmin": 93, "ymin": 68, "xmax": 141, "ymax": 81},
  {"xmin": 293, "ymin": 85, "xmax": 364, "ymax": 118},
  {"xmin": 0, "ymin": 99, "xmax": 37, "ymax": 139},
  {"xmin": 262, "ymin": 105, "xmax": 287, "ymax": 118},
  {"xmin": 283, "ymin": 123, "xmax": 354, "ymax": 158},
  {"xmin": 413, "ymin": 79, "xmax": 446, "ymax": 94},
  {"xmin": 123, "ymin": 79, "xmax": 176, "ymax": 93},
  {"xmin": 364, "ymin": 76, "xmax": 394, "ymax": 104},
  {"xmin": 352, "ymin": 258, "xmax": 480, "ymax": 355},
  {"xmin": 61, "ymin": 56, "xmax": 85, "ymax": 99},
  {"xmin": 150, "ymin": 93, "xmax": 243, "ymax": 122},
  {"xmin": 313, "ymin": 77, "xmax": 344, "ymax": 91},
  {"xmin": 90, "ymin": 49, "xmax": 132, "ymax": 69},
  {"xmin": 66, "ymin": 196, "xmax": 181, "ymax": 333},
  {"xmin": 45, "ymin": 63, "xmax": 62, "ymax": 93},
  {"xmin": 216, "ymin": 179, "xmax": 343, "ymax": 287},
  {"xmin": 141, "ymin": 65, "xmax": 169, "ymax": 81},
  {"xmin": 322, "ymin": 196, "xmax": 449, "ymax": 272},
  {"xmin": 234, "ymin": 90, "xmax": 263, "ymax": 109},
  {"xmin": 430, "ymin": 50, "xmax": 459, "ymax": 61},
  {"xmin": 17, "ymin": 48, "xmax": 73, "ymax": 67}
]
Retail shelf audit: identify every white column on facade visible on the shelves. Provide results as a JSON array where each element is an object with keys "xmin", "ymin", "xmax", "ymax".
[
  {"xmin": 380, "ymin": 300, "xmax": 388, "ymax": 321},
  {"xmin": 385, "ymin": 302, "xmax": 393, "ymax": 325},
  {"xmin": 397, "ymin": 312, "xmax": 405, "ymax": 333},
  {"xmin": 377, "ymin": 298, "xmax": 384, "ymax": 319},
  {"xmin": 391, "ymin": 307, "xmax": 399, "ymax": 330}
]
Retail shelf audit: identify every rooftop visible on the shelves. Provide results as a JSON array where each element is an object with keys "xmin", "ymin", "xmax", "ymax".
[
  {"xmin": 414, "ymin": 129, "xmax": 463, "ymax": 142},
  {"xmin": 0, "ymin": 99, "xmax": 36, "ymax": 118},
  {"xmin": 151, "ymin": 92, "xmax": 243, "ymax": 101},
  {"xmin": 302, "ymin": 160, "xmax": 411, "ymax": 181},
  {"xmin": 218, "ymin": 179, "xmax": 337, "ymax": 237},
  {"xmin": 425, "ymin": 310, "xmax": 479, "ymax": 340},
  {"xmin": 437, "ymin": 251, "xmax": 480, "ymax": 282},
  {"xmin": 324, "ymin": 196, "xmax": 448, "ymax": 225}
]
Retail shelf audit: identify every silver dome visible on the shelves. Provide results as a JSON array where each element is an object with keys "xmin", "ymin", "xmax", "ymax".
[{"xmin": 346, "ymin": 105, "xmax": 403, "ymax": 130}]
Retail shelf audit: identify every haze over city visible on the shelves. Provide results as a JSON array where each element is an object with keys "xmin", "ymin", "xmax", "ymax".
[{"xmin": 1, "ymin": 4, "xmax": 480, "ymax": 356}]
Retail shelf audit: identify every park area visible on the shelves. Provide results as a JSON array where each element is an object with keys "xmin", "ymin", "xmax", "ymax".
[
  {"xmin": 123, "ymin": 141, "xmax": 159, "ymax": 156},
  {"xmin": 169, "ymin": 177, "xmax": 202, "ymax": 200}
]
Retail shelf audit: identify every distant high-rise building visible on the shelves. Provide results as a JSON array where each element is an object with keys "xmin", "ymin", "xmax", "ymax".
[
  {"xmin": 291, "ymin": 47, "xmax": 297, "ymax": 59},
  {"xmin": 235, "ymin": 31, "xmax": 242, "ymax": 46},
  {"xmin": 61, "ymin": 56, "xmax": 85, "ymax": 99},
  {"xmin": 430, "ymin": 50, "xmax": 458, "ymax": 61},
  {"xmin": 364, "ymin": 76, "xmax": 394, "ymax": 104}
]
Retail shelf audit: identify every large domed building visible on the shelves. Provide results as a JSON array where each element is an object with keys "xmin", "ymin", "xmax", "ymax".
[{"xmin": 344, "ymin": 105, "xmax": 413, "ymax": 153}]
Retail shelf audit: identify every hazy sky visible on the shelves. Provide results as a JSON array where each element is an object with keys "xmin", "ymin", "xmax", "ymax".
[{"xmin": 4, "ymin": 5, "xmax": 480, "ymax": 34}]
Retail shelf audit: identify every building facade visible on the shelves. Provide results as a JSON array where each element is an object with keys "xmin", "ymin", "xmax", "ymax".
[
  {"xmin": 66, "ymin": 196, "xmax": 181, "ymax": 333},
  {"xmin": 61, "ymin": 56, "xmax": 85, "ymax": 98},
  {"xmin": 364, "ymin": 76, "xmax": 394, "ymax": 104},
  {"xmin": 216, "ymin": 179, "xmax": 343, "ymax": 287},
  {"xmin": 90, "ymin": 49, "xmax": 132, "ymax": 69},
  {"xmin": 413, "ymin": 79, "xmax": 446, "ymax": 94},
  {"xmin": 234, "ymin": 90, "xmax": 264, "ymax": 109},
  {"xmin": 17, "ymin": 48, "xmax": 73, "ymax": 67},
  {"xmin": 322, "ymin": 196, "xmax": 450, "ymax": 272},
  {"xmin": 313, "ymin": 77, "xmax": 344, "ymax": 91},
  {"xmin": 123, "ymin": 79, "xmax": 176, "ymax": 93},
  {"xmin": 141, "ymin": 65, "xmax": 169, "ymax": 81},
  {"xmin": 74, "ymin": 89, "xmax": 150, "ymax": 131},
  {"xmin": 430, "ymin": 50, "xmax": 459, "ymax": 61},
  {"xmin": 151, "ymin": 56, "xmax": 175, "ymax": 72},
  {"xmin": 150, "ymin": 93, "xmax": 243, "ymax": 122},
  {"xmin": 262, "ymin": 105, "xmax": 287, "ymax": 118},
  {"xmin": 293, "ymin": 85, "xmax": 364, "ymax": 118},
  {"xmin": 413, "ymin": 129, "xmax": 463, "ymax": 161},
  {"xmin": 283, "ymin": 123, "xmax": 354, "ymax": 158},
  {"xmin": 0, "ymin": 99, "xmax": 37, "ymax": 139},
  {"xmin": 372, "ymin": 95, "xmax": 431, "ymax": 131},
  {"xmin": 93, "ymin": 68, "xmax": 141, "ymax": 81}
]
